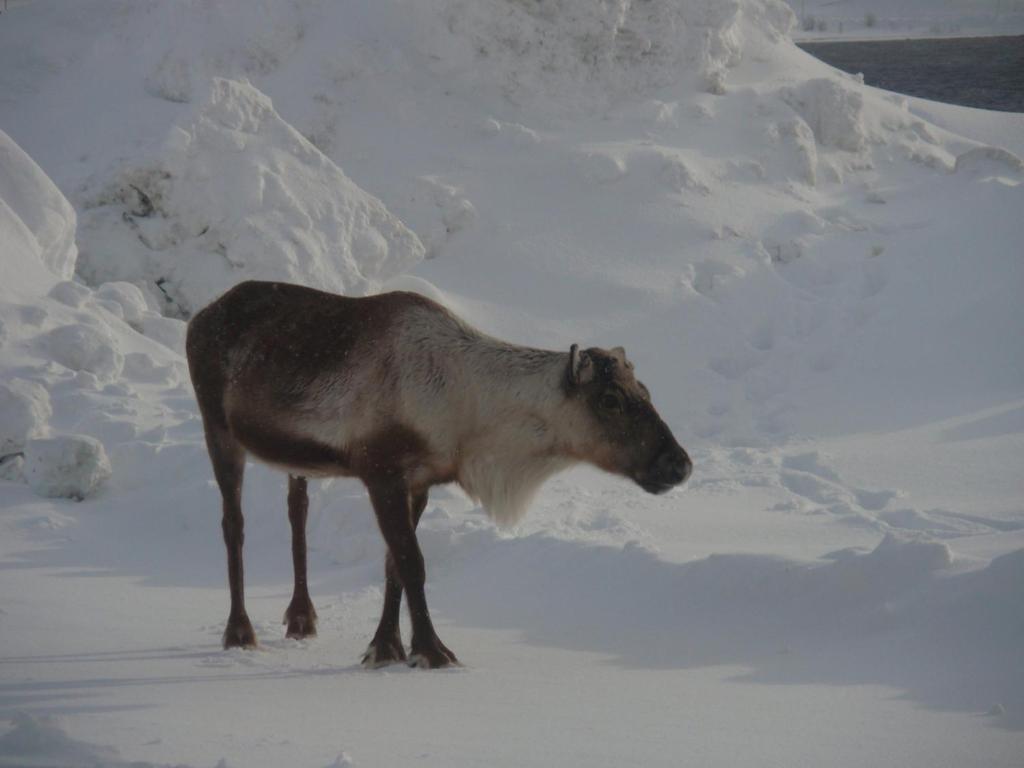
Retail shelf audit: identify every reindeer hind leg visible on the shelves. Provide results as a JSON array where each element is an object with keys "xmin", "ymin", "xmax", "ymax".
[
  {"xmin": 204, "ymin": 423, "xmax": 256, "ymax": 649},
  {"xmin": 284, "ymin": 475, "xmax": 318, "ymax": 639}
]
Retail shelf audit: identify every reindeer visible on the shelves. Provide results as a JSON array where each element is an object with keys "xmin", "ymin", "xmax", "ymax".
[{"xmin": 186, "ymin": 280, "xmax": 691, "ymax": 668}]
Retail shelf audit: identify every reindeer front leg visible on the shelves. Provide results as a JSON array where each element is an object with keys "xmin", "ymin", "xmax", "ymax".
[
  {"xmin": 363, "ymin": 491, "xmax": 429, "ymax": 668},
  {"xmin": 366, "ymin": 482, "xmax": 457, "ymax": 669}
]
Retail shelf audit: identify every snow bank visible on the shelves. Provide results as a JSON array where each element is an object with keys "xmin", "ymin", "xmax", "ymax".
[
  {"xmin": 0, "ymin": 712, "xmax": 119, "ymax": 768},
  {"xmin": 23, "ymin": 435, "xmax": 112, "ymax": 501},
  {"xmin": 0, "ymin": 130, "xmax": 77, "ymax": 297},
  {"xmin": 0, "ymin": 130, "xmax": 193, "ymax": 509},
  {"xmin": 428, "ymin": 517, "xmax": 1022, "ymax": 720},
  {"xmin": 77, "ymin": 78, "xmax": 424, "ymax": 316},
  {"xmin": 0, "ymin": 711, "xmax": 221, "ymax": 768}
]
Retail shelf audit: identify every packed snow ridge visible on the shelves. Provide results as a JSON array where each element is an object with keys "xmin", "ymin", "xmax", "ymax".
[
  {"xmin": 0, "ymin": 131, "xmax": 76, "ymax": 296},
  {"xmin": 139, "ymin": 0, "xmax": 797, "ymax": 110},
  {"xmin": 78, "ymin": 78, "xmax": 424, "ymax": 318}
]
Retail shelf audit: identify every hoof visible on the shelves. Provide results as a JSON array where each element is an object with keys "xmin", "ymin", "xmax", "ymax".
[
  {"xmin": 362, "ymin": 635, "xmax": 407, "ymax": 669},
  {"xmin": 409, "ymin": 636, "xmax": 459, "ymax": 669},
  {"xmin": 283, "ymin": 599, "xmax": 318, "ymax": 640},
  {"xmin": 223, "ymin": 615, "xmax": 257, "ymax": 649},
  {"xmin": 285, "ymin": 613, "xmax": 318, "ymax": 640}
]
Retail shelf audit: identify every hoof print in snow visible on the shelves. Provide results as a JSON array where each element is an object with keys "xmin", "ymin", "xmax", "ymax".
[{"xmin": 23, "ymin": 435, "xmax": 111, "ymax": 501}]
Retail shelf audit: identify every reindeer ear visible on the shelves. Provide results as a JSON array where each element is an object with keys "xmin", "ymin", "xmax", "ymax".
[{"xmin": 568, "ymin": 344, "xmax": 594, "ymax": 387}]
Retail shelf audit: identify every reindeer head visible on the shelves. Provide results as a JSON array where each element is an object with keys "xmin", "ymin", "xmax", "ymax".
[{"xmin": 566, "ymin": 344, "xmax": 691, "ymax": 494}]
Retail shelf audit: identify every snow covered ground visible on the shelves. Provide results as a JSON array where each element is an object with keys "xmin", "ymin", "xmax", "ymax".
[
  {"xmin": 1, "ymin": 1, "xmax": 1022, "ymax": 766},
  {"xmin": 786, "ymin": 0, "xmax": 1024, "ymax": 39}
]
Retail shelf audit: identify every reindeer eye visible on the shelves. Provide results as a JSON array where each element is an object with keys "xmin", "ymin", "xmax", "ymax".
[{"xmin": 600, "ymin": 393, "xmax": 622, "ymax": 412}]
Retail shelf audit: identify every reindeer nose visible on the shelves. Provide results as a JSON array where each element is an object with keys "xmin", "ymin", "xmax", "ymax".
[{"xmin": 655, "ymin": 446, "xmax": 692, "ymax": 487}]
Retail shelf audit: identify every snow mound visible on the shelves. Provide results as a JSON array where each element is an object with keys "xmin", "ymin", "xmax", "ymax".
[
  {"xmin": 0, "ymin": 711, "xmax": 220, "ymax": 768},
  {"xmin": 0, "ymin": 379, "xmax": 51, "ymax": 456},
  {"xmin": 24, "ymin": 435, "xmax": 112, "ymax": 501},
  {"xmin": 856, "ymin": 531, "xmax": 954, "ymax": 576},
  {"xmin": 77, "ymin": 78, "xmax": 424, "ymax": 316},
  {"xmin": 0, "ymin": 712, "xmax": 118, "ymax": 768},
  {"xmin": 954, "ymin": 145, "xmax": 1024, "ymax": 177},
  {"xmin": 41, "ymin": 322, "xmax": 125, "ymax": 380},
  {"xmin": 0, "ymin": 130, "xmax": 77, "ymax": 297}
]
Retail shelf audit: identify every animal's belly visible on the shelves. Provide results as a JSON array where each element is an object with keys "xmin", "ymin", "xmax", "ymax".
[{"xmin": 228, "ymin": 412, "xmax": 353, "ymax": 477}]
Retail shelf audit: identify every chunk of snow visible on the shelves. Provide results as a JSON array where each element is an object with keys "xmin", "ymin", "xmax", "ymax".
[
  {"xmin": 24, "ymin": 435, "xmax": 112, "ymax": 500},
  {"xmin": 0, "ymin": 454, "xmax": 24, "ymax": 482},
  {"xmin": 410, "ymin": 176, "xmax": 478, "ymax": 260},
  {"xmin": 781, "ymin": 78, "xmax": 867, "ymax": 153},
  {"xmin": 866, "ymin": 532, "xmax": 953, "ymax": 574},
  {"xmin": 323, "ymin": 753, "xmax": 356, "ymax": 768},
  {"xmin": 0, "ymin": 378, "xmax": 52, "ymax": 455},
  {"xmin": 95, "ymin": 281, "xmax": 151, "ymax": 326},
  {"xmin": 658, "ymin": 151, "xmax": 712, "ymax": 194},
  {"xmin": 776, "ymin": 117, "xmax": 819, "ymax": 184},
  {"xmin": 41, "ymin": 322, "xmax": 125, "ymax": 380},
  {"xmin": 954, "ymin": 146, "xmax": 1024, "ymax": 176}
]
